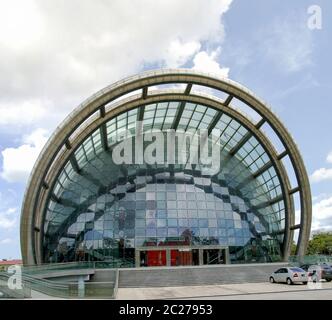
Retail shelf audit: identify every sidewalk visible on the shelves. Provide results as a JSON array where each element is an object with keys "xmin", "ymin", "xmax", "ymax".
[{"xmin": 116, "ymin": 281, "xmax": 332, "ymax": 300}]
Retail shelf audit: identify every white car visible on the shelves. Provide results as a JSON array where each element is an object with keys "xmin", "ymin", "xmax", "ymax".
[{"xmin": 269, "ymin": 267, "xmax": 308, "ymax": 285}]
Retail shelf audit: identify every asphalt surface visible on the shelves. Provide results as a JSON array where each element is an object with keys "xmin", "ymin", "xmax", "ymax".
[
  {"xmin": 189, "ymin": 287, "xmax": 332, "ymax": 300},
  {"xmin": 117, "ymin": 281, "xmax": 332, "ymax": 300},
  {"xmin": 2, "ymin": 280, "xmax": 332, "ymax": 300}
]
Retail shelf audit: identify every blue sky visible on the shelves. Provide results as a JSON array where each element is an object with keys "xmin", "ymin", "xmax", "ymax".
[{"xmin": 0, "ymin": 0, "xmax": 331, "ymax": 259}]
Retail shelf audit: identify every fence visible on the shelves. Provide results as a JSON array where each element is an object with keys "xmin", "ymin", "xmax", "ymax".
[
  {"xmin": 0, "ymin": 263, "xmax": 118, "ymax": 299},
  {"xmin": 288, "ymin": 255, "xmax": 332, "ymax": 266}
]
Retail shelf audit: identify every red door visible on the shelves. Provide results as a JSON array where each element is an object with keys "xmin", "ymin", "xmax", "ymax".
[
  {"xmin": 171, "ymin": 250, "xmax": 193, "ymax": 266},
  {"xmin": 179, "ymin": 251, "xmax": 192, "ymax": 266},
  {"xmin": 147, "ymin": 250, "xmax": 166, "ymax": 266},
  {"xmin": 171, "ymin": 250, "xmax": 178, "ymax": 266}
]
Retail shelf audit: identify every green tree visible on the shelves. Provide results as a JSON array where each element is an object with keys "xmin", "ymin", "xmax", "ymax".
[
  {"xmin": 306, "ymin": 232, "xmax": 332, "ymax": 255},
  {"xmin": 290, "ymin": 241, "xmax": 297, "ymax": 255}
]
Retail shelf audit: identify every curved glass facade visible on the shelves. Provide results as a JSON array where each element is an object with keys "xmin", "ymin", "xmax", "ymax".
[{"xmin": 43, "ymin": 101, "xmax": 285, "ymax": 266}]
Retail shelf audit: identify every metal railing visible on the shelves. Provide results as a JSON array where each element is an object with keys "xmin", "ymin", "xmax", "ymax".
[
  {"xmin": 22, "ymin": 274, "xmax": 116, "ymax": 299},
  {"xmin": 288, "ymin": 255, "xmax": 332, "ymax": 266},
  {"xmin": 0, "ymin": 263, "xmax": 119, "ymax": 299},
  {"xmin": 22, "ymin": 258, "xmax": 135, "ymax": 274},
  {"xmin": 0, "ymin": 272, "xmax": 31, "ymax": 299},
  {"xmin": 22, "ymin": 261, "xmax": 95, "ymax": 274}
]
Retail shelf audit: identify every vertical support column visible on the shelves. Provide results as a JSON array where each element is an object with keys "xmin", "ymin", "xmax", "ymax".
[
  {"xmin": 225, "ymin": 248, "xmax": 230, "ymax": 264},
  {"xmin": 166, "ymin": 249, "xmax": 171, "ymax": 266},
  {"xmin": 199, "ymin": 249, "xmax": 204, "ymax": 265},
  {"xmin": 78, "ymin": 276, "xmax": 85, "ymax": 298},
  {"xmin": 135, "ymin": 249, "xmax": 140, "ymax": 268}
]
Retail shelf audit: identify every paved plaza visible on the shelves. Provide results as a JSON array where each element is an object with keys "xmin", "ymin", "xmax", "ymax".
[{"xmin": 117, "ymin": 281, "xmax": 332, "ymax": 300}]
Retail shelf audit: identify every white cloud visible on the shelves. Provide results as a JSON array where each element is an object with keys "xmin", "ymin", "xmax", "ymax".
[
  {"xmin": 311, "ymin": 195, "xmax": 332, "ymax": 232},
  {"xmin": 312, "ymin": 193, "xmax": 331, "ymax": 202},
  {"xmin": 327, "ymin": 151, "xmax": 332, "ymax": 164},
  {"xmin": 294, "ymin": 194, "xmax": 332, "ymax": 241},
  {"xmin": 0, "ymin": 0, "xmax": 232, "ymax": 132},
  {"xmin": 310, "ymin": 151, "xmax": 332, "ymax": 183},
  {"xmin": 0, "ymin": 207, "xmax": 17, "ymax": 229},
  {"xmin": 260, "ymin": 15, "xmax": 313, "ymax": 73},
  {"xmin": 1, "ymin": 129, "xmax": 49, "ymax": 183},
  {"xmin": 165, "ymin": 39, "xmax": 201, "ymax": 68},
  {"xmin": 310, "ymin": 168, "xmax": 332, "ymax": 183},
  {"xmin": 0, "ymin": 238, "xmax": 13, "ymax": 245},
  {"xmin": 192, "ymin": 48, "xmax": 229, "ymax": 78},
  {"xmin": 0, "ymin": 99, "xmax": 49, "ymax": 127},
  {"xmin": 0, "ymin": 0, "xmax": 43, "ymax": 50}
]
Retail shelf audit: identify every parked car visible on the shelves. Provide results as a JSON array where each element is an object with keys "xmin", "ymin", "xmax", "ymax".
[
  {"xmin": 299, "ymin": 264, "xmax": 311, "ymax": 272},
  {"xmin": 269, "ymin": 267, "xmax": 308, "ymax": 285},
  {"xmin": 304, "ymin": 264, "xmax": 332, "ymax": 282}
]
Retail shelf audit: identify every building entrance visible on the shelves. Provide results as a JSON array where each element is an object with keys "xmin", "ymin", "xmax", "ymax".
[
  {"xmin": 136, "ymin": 246, "xmax": 229, "ymax": 267},
  {"xmin": 203, "ymin": 248, "xmax": 226, "ymax": 264}
]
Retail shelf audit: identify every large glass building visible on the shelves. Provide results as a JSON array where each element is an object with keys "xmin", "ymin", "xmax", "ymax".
[{"xmin": 20, "ymin": 69, "xmax": 311, "ymax": 267}]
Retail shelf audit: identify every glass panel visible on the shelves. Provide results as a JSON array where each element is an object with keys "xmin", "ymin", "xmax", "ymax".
[{"xmin": 44, "ymin": 102, "xmax": 284, "ymax": 266}]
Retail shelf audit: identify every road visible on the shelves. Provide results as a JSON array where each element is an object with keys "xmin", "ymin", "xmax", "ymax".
[
  {"xmin": 117, "ymin": 281, "xmax": 332, "ymax": 300},
  {"xmin": 190, "ymin": 287, "xmax": 332, "ymax": 300},
  {"xmin": 2, "ymin": 280, "xmax": 331, "ymax": 300}
]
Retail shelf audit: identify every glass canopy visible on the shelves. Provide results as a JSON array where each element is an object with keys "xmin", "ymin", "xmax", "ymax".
[{"xmin": 43, "ymin": 101, "xmax": 285, "ymax": 266}]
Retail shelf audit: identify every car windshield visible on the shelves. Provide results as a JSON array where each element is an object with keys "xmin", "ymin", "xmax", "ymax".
[{"xmin": 290, "ymin": 268, "xmax": 304, "ymax": 272}]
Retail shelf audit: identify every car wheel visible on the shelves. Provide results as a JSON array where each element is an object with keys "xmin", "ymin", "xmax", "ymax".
[
  {"xmin": 326, "ymin": 279, "xmax": 331, "ymax": 282},
  {"xmin": 303, "ymin": 282, "xmax": 308, "ymax": 285},
  {"xmin": 286, "ymin": 278, "xmax": 293, "ymax": 285},
  {"xmin": 269, "ymin": 277, "xmax": 275, "ymax": 283}
]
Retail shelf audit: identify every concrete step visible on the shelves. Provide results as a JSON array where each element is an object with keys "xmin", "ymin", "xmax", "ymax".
[
  {"xmin": 90, "ymin": 269, "xmax": 117, "ymax": 283},
  {"xmin": 117, "ymin": 263, "xmax": 288, "ymax": 288}
]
